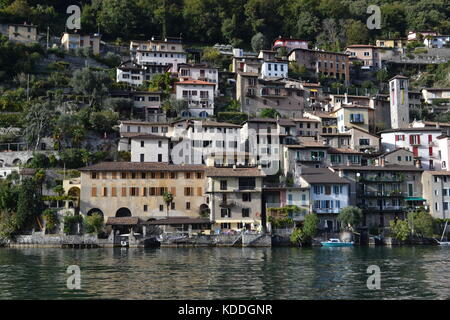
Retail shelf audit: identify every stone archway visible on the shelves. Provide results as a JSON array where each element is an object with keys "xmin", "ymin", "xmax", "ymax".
[
  {"xmin": 12, "ymin": 158, "xmax": 22, "ymax": 166},
  {"xmin": 87, "ymin": 208, "xmax": 104, "ymax": 218},
  {"xmin": 116, "ymin": 207, "xmax": 132, "ymax": 217}
]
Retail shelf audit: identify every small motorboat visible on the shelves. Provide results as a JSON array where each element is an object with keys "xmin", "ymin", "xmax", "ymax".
[{"xmin": 321, "ymin": 238, "xmax": 354, "ymax": 247}]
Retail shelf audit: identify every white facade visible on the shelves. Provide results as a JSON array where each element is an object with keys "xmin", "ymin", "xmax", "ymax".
[
  {"xmin": 438, "ymin": 136, "xmax": 450, "ymax": 171},
  {"xmin": 389, "ymin": 76, "xmax": 410, "ymax": 129},
  {"xmin": 130, "ymin": 136, "xmax": 170, "ymax": 163},
  {"xmin": 175, "ymin": 81, "xmax": 215, "ymax": 118},
  {"xmin": 136, "ymin": 51, "xmax": 186, "ymax": 72},
  {"xmin": 178, "ymin": 64, "xmax": 219, "ymax": 91},
  {"xmin": 380, "ymin": 129, "xmax": 442, "ymax": 170},
  {"xmin": 260, "ymin": 61, "xmax": 288, "ymax": 79},
  {"xmin": 424, "ymin": 36, "xmax": 450, "ymax": 48}
]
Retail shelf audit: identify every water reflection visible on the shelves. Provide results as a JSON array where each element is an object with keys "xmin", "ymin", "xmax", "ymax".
[{"xmin": 0, "ymin": 247, "xmax": 448, "ymax": 299}]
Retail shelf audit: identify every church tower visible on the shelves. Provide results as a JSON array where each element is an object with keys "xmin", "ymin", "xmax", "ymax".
[{"xmin": 389, "ymin": 75, "xmax": 410, "ymax": 129}]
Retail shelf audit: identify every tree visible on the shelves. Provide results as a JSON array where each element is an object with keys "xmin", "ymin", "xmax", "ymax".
[
  {"xmin": 408, "ymin": 210, "xmax": 434, "ymax": 238},
  {"xmin": 251, "ymin": 32, "xmax": 267, "ymax": 53},
  {"xmin": 345, "ymin": 19, "xmax": 369, "ymax": 46},
  {"xmin": 259, "ymin": 108, "xmax": 280, "ymax": 118},
  {"xmin": 70, "ymin": 68, "xmax": 111, "ymax": 108},
  {"xmin": 148, "ymin": 72, "xmax": 174, "ymax": 98},
  {"xmin": 23, "ymin": 102, "xmax": 54, "ymax": 151},
  {"xmin": 84, "ymin": 213, "xmax": 104, "ymax": 235},
  {"xmin": 89, "ymin": 110, "xmax": 119, "ymax": 134},
  {"xmin": 97, "ymin": 0, "xmax": 139, "ymax": 38},
  {"xmin": 389, "ymin": 219, "xmax": 410, "ymax": 242},
  {"xmin": 337, "ymin": 206, "xmax": 362, "ymax": 231},
  {"xmin": 163, "ymin": 191, "xmax": 174, "ymax": 218},
  {"xmin": 16, "ymin": 178, "xmax": 41, "ymax": 231},
  {"xmin": 290, "ymin": 213, "xmax": 319, "ymax": 246}
]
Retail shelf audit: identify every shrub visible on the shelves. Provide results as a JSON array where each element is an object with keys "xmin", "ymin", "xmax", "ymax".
[
  {"xmin": 42, "ymin": 209, "xmax": 59, "ymax": 233},
  {"xmin": 217, "ymin": 112, "xmax": 248, "ymax": 124},
  {"xmin": 84, "ymin": 213, "xmax": 104, "ymax": 235},
  {"xmin": 63, "ymin": 215, "xmax": 83, "ymax": 234}
]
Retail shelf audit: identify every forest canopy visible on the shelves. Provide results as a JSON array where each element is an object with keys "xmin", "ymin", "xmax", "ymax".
[{"xmin": 0, "ymin": 0, "xmax": 449, "ymax": 50}]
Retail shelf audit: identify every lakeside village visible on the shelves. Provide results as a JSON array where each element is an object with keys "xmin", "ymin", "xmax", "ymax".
[{"xmin": 1, "ymin": 24, "xmax": 450, "ymax": 248}]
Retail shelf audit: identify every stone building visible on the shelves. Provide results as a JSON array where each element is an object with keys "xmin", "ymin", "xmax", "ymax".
[{"xmin": 79, "ymin": 162, "xmax": 209, "ymax": 221}]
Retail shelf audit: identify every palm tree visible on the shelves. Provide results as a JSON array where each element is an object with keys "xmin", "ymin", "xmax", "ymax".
[{"xmin": 163, "ymin": 191, "xmax": 174, "ymax": 218}]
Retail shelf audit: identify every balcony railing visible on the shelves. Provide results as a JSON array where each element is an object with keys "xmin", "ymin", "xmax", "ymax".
[
  {"xmin": 314, "ymin": 208, "xmax": 340, "ymax": 214},
  {"xmin": 357, "ymin": 191, "xmax": 405, "ymax": 197},
  {"xmin": 358, "ymin": 176, "xmax": 404, "ymax": 183},
  {"xmin": 296, "ymin": 156, "xmax": 324, "ymax": 162}
]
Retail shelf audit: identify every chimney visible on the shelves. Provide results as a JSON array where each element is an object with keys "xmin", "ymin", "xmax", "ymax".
[
  {"xmin": 344, "ymin": 92, "xmax": 348, "ymax": 104},
  {"xmin": 380, "ymin": 157, "xmax": 385, "ymax": 167},
  {"xmin": 233, "ymin": 164, "xmax": 237, "ymax": 170}
]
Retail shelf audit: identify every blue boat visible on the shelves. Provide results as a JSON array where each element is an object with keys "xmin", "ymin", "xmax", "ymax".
[{"xmin": 320, "ymin": 238, "xmax": 354, "ymax": 247}]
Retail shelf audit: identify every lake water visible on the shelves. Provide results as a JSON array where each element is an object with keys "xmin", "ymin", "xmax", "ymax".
[{"xmin": 0, "ymin": 246, "xmax": 448, "ymax": 299}]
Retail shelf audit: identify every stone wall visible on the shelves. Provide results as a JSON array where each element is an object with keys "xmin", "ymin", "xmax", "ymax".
[{"xmin": 8, "ymin": 233, "xmax": 99, "ymax": 247}]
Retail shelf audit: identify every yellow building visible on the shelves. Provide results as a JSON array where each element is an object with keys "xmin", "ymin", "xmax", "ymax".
[
  {"xmin": 61, "ymin": 32, "xmax": 101, "ymax": 55},
  {"xmin": 375, "ymin": 39, "xmax": 408, "ymax": 49},
  {"xmin": 79, "ymin": 162, "xmax": 209, "ymax": 221},
  {"xmin": 331, "ymin": 105, "xmax": 372, "ymax": 133}
]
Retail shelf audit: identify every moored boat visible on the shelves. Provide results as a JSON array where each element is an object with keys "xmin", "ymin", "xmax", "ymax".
[{"xmin": 320, "ymin": 238, "xmax": 354, "ymax": 247}]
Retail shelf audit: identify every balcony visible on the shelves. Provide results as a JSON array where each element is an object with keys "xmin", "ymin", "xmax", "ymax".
[
  {"xmin": 357, "ymin": 191, "xmax": 405, "ymax": 198},
  {"xmin": 361, "ymin": 206, "xmax": 404, "ymax": 213},
  {"xmin": 358, "ymin": 176, "xmax": 404, "ymax": 183},
  {"xmin": 296, "ymin": 156, "xmax": 324, "ymax": 162},
  {"xmin": 314, "ymin": 208, "xmax": 340, "ymax": 214}
]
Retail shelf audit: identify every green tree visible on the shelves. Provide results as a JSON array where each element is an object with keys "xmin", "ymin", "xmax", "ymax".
[
  {"xmin": 389, "ymin": 219, "xmax": 410, "ymax": 242},
  {"xmin": 84, "ymin": 213, "xmax": 104, "ymax": 235},
  {"xmin": 337, "ymin": 206, "xmax": 362, "ymax": 231},
  {"xmin": 16, "ymin": 178, "xmax": 42, "ymax": 231},
  {"xmin": 251, "ymin": 32, "xmax": 267, "ymax": 53},
  {"xmin": 163, "ymin": 191, "xmax": 174, "ymax": 218},
  {"xmin": 89, "ymin": 110, "xmax": 119, "ymax": 134},
  {"xmin": 23, "ymin": 102, "xmax": 54, "ymax": 151},
  {"xmin": 70, "ymin": 68, "xmax": 111, "ymax": 108},
  {"xmin": 290, "ymin": 213, "xmax": 319, "ymax": 246},
  {"xmin": 259, "ymin": 108, "xmax": 280, "ymax": 118},
  {"xmin": 97, "ymin": 0, "xmax": 139, "ymax": 38},
  {"xmin": 408, "ymin": 210, "xmax": 434, "ymax": 238},
  {"xmin": 345, "ymin": 19, "xmax": 369, "ymax": 46}
]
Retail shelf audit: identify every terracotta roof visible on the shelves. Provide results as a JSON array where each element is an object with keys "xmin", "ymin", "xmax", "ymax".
[
  {"xmin": 389, "ymin": 75, "xmax": 409, "ymax": 81},
  {"xmin": 106, "ymin": 217, "xmax": 141, "ymax": 226},
  {"xmin": 175, "ymin": 80, "xmax": 215, "ymax": 86},
  {"xmin": 79, "ymin": 162, "xmax": 206, "ymax": 172},
  {"xmin": 205, "ymin": 167, "xmax": 266, "ymax": 177}
]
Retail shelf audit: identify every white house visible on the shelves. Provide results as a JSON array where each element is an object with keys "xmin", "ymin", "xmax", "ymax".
[
  {"xmin": 116, "ymin": 61, "xmax": 170, "ymax": 86},
  {"xmin": 175, "ymin": 80, "xmax": 215, "ymax": 118},
  {"xmin": 130, "ymin": 134, "xmax": 170, "ymax": 163},
  {"xmin": 260, "ymin": 60, "xmax": 288, "ymax": 79},
  {"xmin": 299, "ymin": 167, "xmax": 350, "ymax": 232},
  {"xmin": 424, "ymin": 35, "xmax": 450, "ymax": 48},
  {"xmin": 380, "ymin": 127, "xmax": 443, "ymax": 170},
  {"xmin": 178, "ymin": 63, "xmax": 219, "ymax": 93},
  {"xmin": 133, "ymin": 38, "xmax": 187, "ymax": 73}
]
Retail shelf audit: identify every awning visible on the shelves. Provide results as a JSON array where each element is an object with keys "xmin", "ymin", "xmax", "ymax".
[{"xmin": 405, "ymin": 197, "xmax": 426, "ymax": 201}]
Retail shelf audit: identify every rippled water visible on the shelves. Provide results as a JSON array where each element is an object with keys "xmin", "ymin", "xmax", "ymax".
[{"xmin": 0, "ymin": 246, "xmax": 448, "ymax": 299}]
